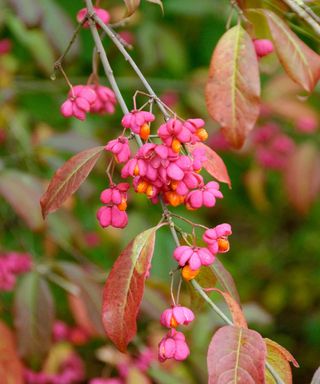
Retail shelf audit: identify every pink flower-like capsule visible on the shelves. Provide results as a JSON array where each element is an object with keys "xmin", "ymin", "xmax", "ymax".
[
  {"xmin": 121, "ymin": 110, "xmax": 155, "ymax": 140},
  {"xmin": 160, "ymin": 305, "xmax": 195, "ymax": 328},
  {"xmin": 203, "ymin": 223, "xmax": 232, "ymax": 254},
  {"xmin": 77, "ymin": 7, "xmax": 110, "ymax": 28},
  {"xmin": 90, "ymin": 85, "xmax": 116, "ymax": 114},
  {"xmin": 97, "ymin": 206, "xmax": 128, "ymax": 229},
  {"xmin": 0, "ymin": 261, "xmax": 16, "ymax": 291},
  {"xmin": 60, "ymin": 85, "xmax": 96, "ymax": 121},
  {"xmin": 186, "ymin": 181, "xmax": 223, "ymax": 210},
  {"xmin": 173, "ymin": 245, "xmax": 215, "ymax": 271},
  {"xmin": 158, "ymin": 329, "xmax": 190, "ymax": 362},
  {"xmin": 52, "ymin": 320, "xmax": 70, "ymax": 342},
  {"xmin": 253, "ymin": 39, "xmax": 274, "ymax": 58},
  {"xmin": 90, "ymin": 379, "xmax": 123, "ymax": 384},
  {"xmin": 105, "ymin": 137, "xmax": 131, "ymax": 163},
  {"xmin": 158, "ymin": 118, "xmax": 192, "ymax": 152},
  {"xmin": 100, "ymin": 183, "xmax": 130, "ymax": 211},
  {"xmin": 183, "ymin": 118, "xmax": 208, "ymax": 143},
  {"xmin": 6, "ymin": 252, "xmax": 32, "ymax": 274}
]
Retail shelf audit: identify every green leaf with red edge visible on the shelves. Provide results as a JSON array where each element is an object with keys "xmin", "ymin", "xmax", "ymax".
[
  {"xmin": 40, "ymin": 146, "xmax": 104, "ymax": 219},
  {"xmin": 0, "ymin": 321, "xmax": 24, "ymax": 384},
  {"xmin": 311, "ymin": 367, "xmax": 320, "ymax": 384},
  {"xmin": 208, "ymin": 325, "xmax": 266, "ymax": 384},
  {"xmin": 265, "ymin": 338, "xmax": 299, "ymax": 383},
  {"xmin": 254, "ymin": 9, "xmax": 320, "ymax": 92},
  {"xmin": 0, "ymin": 170, "xmax": 44, "ymax": 231},
  {"xmin": 187, "ymin": 142, "xmax": 231, "ymax": 188},
  {"xmin": 284, "ymin": 142, "xmax": 320, "ymax": 215},
  {"xmin": 205, "ymin": 24, "xmax": 260, "ymax": 149},
  {"xmin": 124, "ymin": 0, "xmax": 141, "ymax": 16},
  {"xmin": 102, "ymin": 227, "xmax": 157, "ymax": 352},
  {"xmin": 205, "ymin": 288, "xmax": 247, "ymax": 328},
  {"xmin": 14, "ymin": 272, "xmax": 55, "ymax": 364},
  {"xmin": 210, "ymin": 259, "xmax": 241, "ymax": 304}
]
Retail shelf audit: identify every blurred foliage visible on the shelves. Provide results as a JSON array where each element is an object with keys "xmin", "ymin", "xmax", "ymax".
[{"xmin": 0, "ymin": 0, "xmax": 320, "ymax": 383}]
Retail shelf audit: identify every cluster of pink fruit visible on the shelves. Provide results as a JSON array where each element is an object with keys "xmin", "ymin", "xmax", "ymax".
[
  {"xmin": 0, "ymin": 251, "xmax": 32, "ymax": 291},
  {"xmin": 97, "ymin": 109, "xmax": 225, "ymax": 229},
  {"xmin": 158, "ymin": 224, "xmax": 232, "ymax": 362}
]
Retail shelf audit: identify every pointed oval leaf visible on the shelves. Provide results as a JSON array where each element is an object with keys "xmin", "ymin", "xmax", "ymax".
[
  {"xmin": 147, "ymin": 0, "xmax": 164, "ymax": 13},
  {"xmin": 205, "ymin": 24, "xmax": 260, "ymax": 149},
  {"xmin": 187, "ymin": 142, "xmax": 231, "ymax": 187},
  {"xmin": 265, "ymin": 338, "xmax": 298, "ymax": 384},
  {"xmin": 59, "ymin": 262, "xmax": 105, "ymax": 337},
  {"xmin": 102, "ymin": 227, "xmax": 157, "ymax": 352},
  {"xmin": 284, "ymin": 143, "xmax": 320, "ymax": 214},
  {"xmin": 14, "ymin": 272, "xmax": 55, "ymax": 363},
  {"xmin": 40, "ymin": 146, "xmax": 104, "ymax": 218},
  {"xmin": 0, "ymin": 321, "xmax": 24, "ymax": 384},
  {"xmin": 258, "ymin": 9, "xmax": 320, "ymax": 92},
  {"xmin": 0, "ymin": 170, "xmax": 43, "ymax": 231},
  {"xmin": 210, "ymin": 259, "xmax": 241, "ymax": 304},
  {"xmin": 124, "ymin": 0, "xmax": 141, "ymax": 16},
  {"xmin": 204, "ymin": 288, "xmax": 247, "ymax": 328},
  {"xmin": 208, "ymin": 325, "xmax": 266, "ymax": 384},
  {"xmin": 7, "ymin": 0, "xmax": 43, "ymax": 27}
]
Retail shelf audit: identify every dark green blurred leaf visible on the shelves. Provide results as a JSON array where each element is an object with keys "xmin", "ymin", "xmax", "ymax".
[{"xmin": 14, "ymin": 272, "xmax": 55, "ymax": 363}]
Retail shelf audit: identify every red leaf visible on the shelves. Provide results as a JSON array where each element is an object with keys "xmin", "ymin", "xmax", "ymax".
[
  {"xmin": 211, "ymin": 259, "xmax": 241, "ymax": 304},
  {"xmin": 265, "ymin": 338, "xmax": 299, "ymax": 383},
  {"xmin": 0, "ymin": 170, "xmax": 44, "ymax": 231},
  {"xmin": 259, "ymin": 9, "xmax": 320, "ymax": 92},
  {"xmin": 204, "ymin": 288, "xmax": 247, "ymax": 328},
  {"xmin": 187, "ymin": 142, "xmax": 231, "ymax": 187},
  {"xmin": 284, "ymin": 143, "xmax": 320, "ymax": 214},
  {"xmin": 40, "ymin": 146, "xmax": 104, "ymax": 218},
  {"xmin": 205, "ymin": 24, "xmax": 260, "ymax": 149},
  {"xmin": 0, "ymin": 321, "xmax": 24, "ymax": 384},
  {"xmin": 14, "ymin": 272, "xmax": 55, "ymax": 363},
  {"xmin": 208, "ymin": 325, "xmax": 266, "ymax": 384},
  {"xmin": 102, "ymin": 227, "xmax": 157, "ymax": 352}
]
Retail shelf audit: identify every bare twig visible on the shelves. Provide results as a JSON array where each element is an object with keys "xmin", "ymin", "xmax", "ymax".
[{"xmin": 281, "ymin": 0, "xmax": 320, "ymax": 36}]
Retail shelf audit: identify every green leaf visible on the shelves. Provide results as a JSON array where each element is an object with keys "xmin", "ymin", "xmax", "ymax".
[
  {"xmin": 7, "ymin": 0, "xmax": 42, "ymax": 27},
  {"xmin": 14, "ymin": 272, "xmax": 55, "ymax": 364}
]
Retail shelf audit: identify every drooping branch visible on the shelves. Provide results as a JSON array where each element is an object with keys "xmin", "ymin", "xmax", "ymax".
[{"xmin": 82, "ymin": 2, "xmax": 285, "ymax": 382}]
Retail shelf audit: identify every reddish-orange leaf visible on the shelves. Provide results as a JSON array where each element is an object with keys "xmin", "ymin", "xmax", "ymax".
[
  {"xmin": 265, "ymin": 338, "xmax": 299, "ymax": 383},
  {"xmin": 284, "ymin": 143, "xmax": 320, "ymax": 214},
  {"xmin": 259, "ymin": 9, "xmax": 320, "ymax": 92},
  {"xmin": 0, "ymin": 321, "xmax": 24, "ymax": 384},
  {"xmin": 205, "ymin": 24, "xmax": 260, "ymax": 149},
  {"xmin": 102, "ymin": 227, "xmax": 157, "ymax": 352},
  {"xmin": 211, "ymin": 259, "xmax": 241, "ymax": 304},
  {"xmin": 208, "ymin": 325, "xmax": 266, "ymax": 384},
  {"xmin": 0, "ymin": 171, "xmax": 43, "ymax": 231},
  {"xmin": 204, "ymin": 287, "xmax": 247, "ymax": 328},
  {"xmin": 40, "ymin": 146, "xmax": 104, "ymax": 218},
  {"xmin": 187, "ymin": 142, "xmax": 231, "ymax": 188}
]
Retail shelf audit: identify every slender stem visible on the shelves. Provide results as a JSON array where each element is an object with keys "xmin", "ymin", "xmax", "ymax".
[
  {"xmin": 281, "ymin": 0, "xmax": 320, "ymax": 36},
  {"xmin": 88, "ymin": 11, "xmax": 170, "ymax": 119}
]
